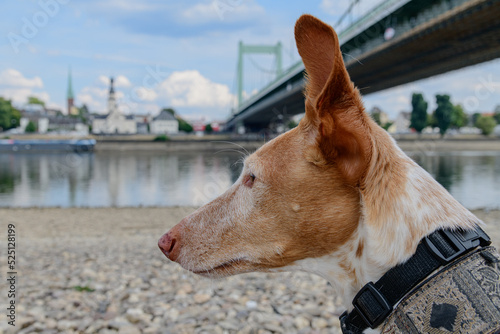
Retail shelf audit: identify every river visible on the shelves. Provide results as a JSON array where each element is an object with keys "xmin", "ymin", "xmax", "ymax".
[{"xmin": 0, "ymin": 150, "xmax": 499, "ymax": 209}]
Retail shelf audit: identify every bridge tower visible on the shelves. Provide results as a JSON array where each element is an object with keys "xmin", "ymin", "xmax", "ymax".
[{"xmin": 237, "ymin": 41, "xmax": 282, "ymax": 106}]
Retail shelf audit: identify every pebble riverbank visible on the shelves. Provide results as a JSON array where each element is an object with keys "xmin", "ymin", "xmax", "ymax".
[{"xmin": 1, "ymin": 207, "xmax": 499, "ymax": 334}]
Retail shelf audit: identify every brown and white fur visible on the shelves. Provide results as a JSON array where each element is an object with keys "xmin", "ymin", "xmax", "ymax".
[{"xmin": 158, "ymin": 14, "xmax": 481, "ymax": 332}]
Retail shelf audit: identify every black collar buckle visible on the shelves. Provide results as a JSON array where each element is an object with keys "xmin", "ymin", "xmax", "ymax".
[
  {"xmin": 351, "ymin": 282, "xmax": 392, "ymax": 329},
  {"xmin": 423, "ymin": 227, "xmax": 491, "ymax": 265}
]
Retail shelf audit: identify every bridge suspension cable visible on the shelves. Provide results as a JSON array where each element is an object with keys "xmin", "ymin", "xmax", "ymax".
[{"xmin": 236, "ymin": 41, "xmax": 283, "ymax": 106}]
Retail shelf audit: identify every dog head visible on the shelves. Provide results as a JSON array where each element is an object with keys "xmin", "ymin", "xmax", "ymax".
[{"xmin": 158, "ymin": 14, "xmax": 382, "ymax": 277}]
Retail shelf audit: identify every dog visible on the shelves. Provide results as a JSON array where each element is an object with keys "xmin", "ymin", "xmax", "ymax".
[{"xmin": 159, "ymin": 15, "xmax": 500, "ymax": 333}]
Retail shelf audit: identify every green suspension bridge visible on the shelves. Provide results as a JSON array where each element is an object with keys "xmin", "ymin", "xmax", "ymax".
[{"xmin": 226, "ymin": 0, "xmax": 500, "ymax": 132}]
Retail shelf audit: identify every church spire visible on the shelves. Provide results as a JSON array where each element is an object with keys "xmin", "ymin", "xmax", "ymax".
[
  {"xmin": 109, "ymin": 77, "xmax": 115, "ymax": 94},
  {"xmin": 107, "ymin": 77, "xmax": 118, "ymax": 114},
  {"xmin": 67, "ymin": 66, "xmax": 75, "ymax": 115},
  {"xmin": 67, "ymin": 67, "xmax": 74, "ymax": 99}
]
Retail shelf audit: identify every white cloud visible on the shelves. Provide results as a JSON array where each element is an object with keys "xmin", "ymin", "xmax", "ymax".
[
  {"xmin": 0, "ymin": 89, "xmax": 49, "ymax": 106},
  {"xmin": 115, "ymin": 75, "xmax": 132, "ymax": 88},
  {"xmin": 182, "ymin": 2, "xmax": 221, "ymax": 23},
  {"xmin": 98, "ymin": 75, "xmax": 109, "ymax": 86},
  {"xmin": 77, "ymin": 86, "xmax": 108, "ymax": 112},
  {"xmin": 132, "ymin": 87, "xmax": 157, "ymax": 102},
  {"xmin": 182, "ymin": 0, "xmax": 266, "ymax": 24},
  {"xmin": 0, "ymin": 69, "xmax": 43, "ymax": 88},
  {"xmin": 79, "ymin": 74, "xmax": 152, "ymax": 114},
  {"xmin": 98, "ymin": 75, "xmax": 131, "ymax": 88},
  {"xmin": 92, "ymin": 0, "xmax": 156, "ymax": 12},
  {"xmin": 79, "ymin": 71, "xmax": 234, "ymax": 118},
  {"xmin": 158, "ymin": 70, "xmax": 234, "ymax": 108},
  {"xmin": 0, "ymin": 69, "xmax": 54, "ymax": 107}
]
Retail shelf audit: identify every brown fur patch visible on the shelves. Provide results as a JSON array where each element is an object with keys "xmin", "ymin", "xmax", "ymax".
[{"xmin": 356, "ymin": 240, "xmax": 364, "ymax": 258}]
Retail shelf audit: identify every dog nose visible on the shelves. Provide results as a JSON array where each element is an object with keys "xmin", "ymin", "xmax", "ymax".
[{"xmin": 158, "ymin": 228, "xmax": 181, "ymax": 262}]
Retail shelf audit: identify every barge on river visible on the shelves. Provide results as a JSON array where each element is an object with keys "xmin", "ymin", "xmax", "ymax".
[{"xmin": 0, "ymin": 139, "xmax": 96, "ymax": 153}]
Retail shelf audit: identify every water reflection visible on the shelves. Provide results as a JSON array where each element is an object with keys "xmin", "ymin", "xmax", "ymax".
[
  {"xmin": 0, "ymin": 150, "xmax": 499, "ymax": 209},
  {"xmin": 0, "ymin": 152, "xmax": 244, "ymax": 207},
  {"xmin": 408, "ymin": 151, "xmax": 500, "ymax": 210}
]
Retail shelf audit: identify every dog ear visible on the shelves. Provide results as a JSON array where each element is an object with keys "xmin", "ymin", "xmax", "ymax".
[{"xmin": 295, "ymin": 14, "xmax": 372, "ymax": 186}]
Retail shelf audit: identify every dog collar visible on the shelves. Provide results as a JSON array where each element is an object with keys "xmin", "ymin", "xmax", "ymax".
[{"xmin": 339, "ymin": 226, "xmax": 491, "ymax": 334}]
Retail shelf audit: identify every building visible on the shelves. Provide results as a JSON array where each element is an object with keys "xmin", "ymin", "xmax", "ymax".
[
  {"xmin": 92, "ymin": 77, "xmax": 137, "ymax": 134},
  {"xmin": 150, "ymin": 109, "xmax": 179, "ymax": 134},
  {"xmin": 134, "ymin": 114, "xmax": 151, "ymax": 134},
  {"xmin": 19, "ymin": 104, "xmax": 87, "ymax": 135},
  {"xmin": 388, "ymin": 111, "xmax": 411, "ymax": 134}
]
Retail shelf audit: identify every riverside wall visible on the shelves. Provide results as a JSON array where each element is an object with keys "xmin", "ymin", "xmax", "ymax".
[{"xmin": 95, "ymin": 138, "xmax": 500, "ymax": 152}]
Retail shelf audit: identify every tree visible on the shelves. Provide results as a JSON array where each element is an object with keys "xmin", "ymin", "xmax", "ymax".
[
  {"xmin": 475, "ymin": 116, "xmax": 497, "ymax": 135},
  {"xmin": 370, "ymin": 106, "xmax": 392, "ymax": 131},
  {"xmin": 0, "ymin": 97, "xmax": 21, "ymax": 131},
  {"xmin": 153, "ymin": 134, "xmax": 169, "ymax": 142},
  {"xmin": 178, "ymin": 118, "xmax": 193, "ymax": 133},
  {"xmin": 27, "ymin": 96, "xmax": 45, "ymax": 107},
  {"xmin": 492, "ymin": 104, "xmax": 500, "ymax": 125},
  {"xmin": 205, "ymin": 123, "xmax": 213, "ymax": 134},
  {"xmin": 494, "ymin": 113, "xmax": 500, "ymax": 124},
  {"xmin": 494, "ymin": 108, "xmax": 500, "ymax": 124},
  {"xmin": 427, "ymin": 113, "xmax": 437, "ymax": 128},
  {"xmin": 434, "ymin": 94, "xmax": 453, "ymax": 137},
  {"xmin": 472, "ymin": 112, "xmax": 482, "ymax": 126},
  {"xmin": 287, "ymin": 120, "xmax": 298, "ymax": 129},
  {"xmin": 25, "ymin": 120, "xmax": 37, "ymax": 133},
  {"xmin": 410, "ymin": 93, "xmax": 428, "ymax": 133},
  {"xmin": 450, "ymin": 104, "xmax": 468, "ymax": 129},
  {"xmin": 370, "ymin": 106, "xmax": 383, "ymax": 126},
  {"xmin": 382, "ymin": 121, "xmax": 393, "ymax": 131}
]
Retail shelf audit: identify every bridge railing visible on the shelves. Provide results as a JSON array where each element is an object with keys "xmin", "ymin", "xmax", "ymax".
[{"xmin": 343, "ymin": 0, "xmax": 472, "ymax": 62}]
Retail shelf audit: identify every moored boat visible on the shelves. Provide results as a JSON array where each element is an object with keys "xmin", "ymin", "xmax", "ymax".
[{"xmin": 0, "ymin": 139, "xmax": 96, "ymax": 153}]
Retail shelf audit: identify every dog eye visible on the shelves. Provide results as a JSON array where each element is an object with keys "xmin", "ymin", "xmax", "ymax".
[{"xmin": 244, "ymin": 173, "xmax": 256, "ymax": 188}]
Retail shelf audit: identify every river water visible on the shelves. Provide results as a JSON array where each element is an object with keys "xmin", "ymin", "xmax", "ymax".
[{"xmin": 0, "ymin": 150, "xmax": 499, "ymax": 209}]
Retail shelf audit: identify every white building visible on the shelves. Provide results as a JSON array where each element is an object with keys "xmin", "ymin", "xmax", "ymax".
[
  {"xmin": 392, "ymin": 111, "xmax": 411, "ymax": 134},
  {"xmin": 150, "ymin": 110, "xmax": 179, "ymax": 134},
  {"xmin": 92, "ymin": 77, "xmax": 137, "ymax": 134}
]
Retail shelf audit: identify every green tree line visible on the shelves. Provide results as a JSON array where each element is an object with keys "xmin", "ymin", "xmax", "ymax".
[
  {"xmin": 0, "ymin": 98, "xmax": 21, "ymax": 131},
  {"xmin": 408, "ymin": 93, "xmax": 498, "ymax": 136}
]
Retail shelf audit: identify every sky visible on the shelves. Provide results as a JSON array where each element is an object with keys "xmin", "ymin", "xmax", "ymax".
[{"xmin": 1, "ymin": 0, "xmax": 499, "ymax": 122}]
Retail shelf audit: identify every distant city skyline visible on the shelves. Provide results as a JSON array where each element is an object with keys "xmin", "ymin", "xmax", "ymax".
[{"xmin": 1, "ymin": 0, "xmax": 499, "ymax": 121}]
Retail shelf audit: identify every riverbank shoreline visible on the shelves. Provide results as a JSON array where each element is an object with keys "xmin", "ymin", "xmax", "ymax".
[
  {"xmin": 94, "ymin": 138, "xmax": 500, "ymax": 152},
  {"xmin": 4, "ymin": 132, "xmax": 500, "ymax": 152}
]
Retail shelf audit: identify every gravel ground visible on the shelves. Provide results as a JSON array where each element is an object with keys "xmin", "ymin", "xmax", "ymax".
[{"xmin": 0, "ymin": 207, "xmax": 499, "ymax": 334}]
